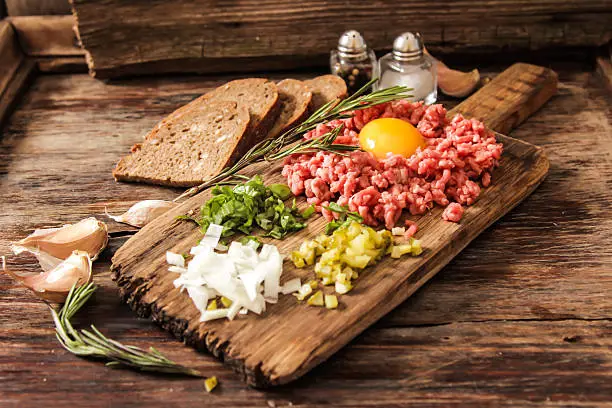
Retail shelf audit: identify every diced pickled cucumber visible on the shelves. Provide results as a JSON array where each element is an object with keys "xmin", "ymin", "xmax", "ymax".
[
  {"xmin": 335, "ymin": 281, "xmax": 352, "ymax": 294},
  {"xmin": 294, "ymin": 283, "xmax": 313, "ymax": 300},
  {"xmin": 320, "ymin": 247, "xmax": 341, "ymax": 264},
  {"xmin": 342, "ymin": 254, "xmax": 371, "ymax": 269},
  {"xmin": 290, "ymin": 216, "xmax": 422, "ymax": 307},
  {"xmin": 307, "ymin": 290, "xmax": 324, "ymax": 306},
  {"xmin": 325, "ymin": 295, "xmax": 338, "ymax": 309},
  {"xmin": 321, "ymin": 276, "xmax": 334, "ymax": 285},
  {"xmin": 204, "ymin": 376, "xmax": 218, "ymax": 392},
  {"xmin": 391, "ymin": 244, "xmax": 413, "ymax": 259},
  {"xmin": 291, "ymin": 251, "xmax": 305, "ymax": 268},
  {"xmin": 411, "ymin": 239, "xmax": 423, "ymax": 256}
]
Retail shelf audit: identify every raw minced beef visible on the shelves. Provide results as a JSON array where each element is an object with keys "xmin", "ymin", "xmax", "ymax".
[{"xmin": 282, "ymin": 100, "xmax": 503, "ymax": 227}]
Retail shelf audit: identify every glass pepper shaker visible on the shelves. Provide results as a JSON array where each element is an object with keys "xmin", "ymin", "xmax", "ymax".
[
  {"xmin": 330, "ymin": 30, "xmax": 377, "ymax": 95},
  {"xmin": 377, "ymin": 32, "xmax": 437, "ymax": 104}
]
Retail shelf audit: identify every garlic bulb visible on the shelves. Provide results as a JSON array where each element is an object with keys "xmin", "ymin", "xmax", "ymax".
[
  {"xmin": 106, "ymin": 200, "xmax": 175, "ymax": 228},
  {"xmin": 12, "ymin": 218, "xmax": 108, "ymax": 271},
  {"xmin": 2, "ymin": 250, "xmax": 92, "ymax": 303}
]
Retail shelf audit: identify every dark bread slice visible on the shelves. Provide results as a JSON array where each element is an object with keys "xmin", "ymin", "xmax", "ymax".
[
  {"xmin": 113, "ymin": 101, "xmax": 250, "ymax": 187},
  {"xmin": 268, "ymin": 79, "xmax": 312, "ymax": 138},
  {"xmin": 154, "ymin": 78, "xmax": 280, "ymax": 145},
  {"xmin": 304, "ymin": 75, "xmax": 348, "ymax": 111}
]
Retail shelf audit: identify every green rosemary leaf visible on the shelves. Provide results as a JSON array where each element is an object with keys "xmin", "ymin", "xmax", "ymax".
[{"xmin": 50, "ymin": 283, "xmax": 203, "ymax": 377}]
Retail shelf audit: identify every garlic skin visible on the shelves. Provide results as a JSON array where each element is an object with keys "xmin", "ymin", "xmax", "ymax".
[
  {"xmin": 105, "ymin": 200, "xmax": 175, "ymax": 228},
  {"xmin": 12, "ymin": 218, "xmax": 108, "ymax": 271},
  {"xmin": 2, "ymin": 250, "xmax": 93, "ymax": 303}
]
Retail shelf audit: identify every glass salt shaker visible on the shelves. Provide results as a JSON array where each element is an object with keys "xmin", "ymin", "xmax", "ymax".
[
  {"xmin": 377, "ymin": 32, "xmax": 437, "ymax": 104},
  {"xmin": 330, "ymin": 30, "xmax": 377, "ymax": 95}
]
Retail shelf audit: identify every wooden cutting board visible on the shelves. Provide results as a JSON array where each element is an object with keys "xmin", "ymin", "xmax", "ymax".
[{"xmin": 111, "ymin": 63, "xmax": 557, "ymax": 387}]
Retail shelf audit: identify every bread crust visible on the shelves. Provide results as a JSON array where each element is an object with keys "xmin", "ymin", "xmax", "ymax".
[
  {"xmin": 268, "ymin": 79, "xmax": 312, "ymax": 139},
  {"xmin": 113, "ymin": 78, "xmax": 281, "ymax": 187}
]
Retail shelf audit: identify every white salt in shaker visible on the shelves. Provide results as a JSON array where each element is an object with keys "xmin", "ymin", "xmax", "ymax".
[{"xmin": 377, "ymin": 32, "xmax": 437, "ymax": 104}]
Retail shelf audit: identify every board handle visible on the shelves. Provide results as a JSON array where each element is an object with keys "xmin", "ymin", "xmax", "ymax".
[{"xmin": 450, "ymin": 63, "xmax": 558, "ymax": 135}]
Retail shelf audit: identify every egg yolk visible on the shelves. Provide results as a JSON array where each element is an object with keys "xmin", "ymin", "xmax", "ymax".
[{"xmin": 359, "ymin": 118, "xmax": 426, "ymax": 159}]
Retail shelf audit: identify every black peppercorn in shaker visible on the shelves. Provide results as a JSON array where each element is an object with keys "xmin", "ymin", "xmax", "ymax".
[{"xmin": 330, "ymin": 30, "xmax": 377, "ymax": 95}]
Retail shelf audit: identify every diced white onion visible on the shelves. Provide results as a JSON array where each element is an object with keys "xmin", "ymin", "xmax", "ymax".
[
  {"xmin": 167, "ymin": 239, "xmax": 286, "ymax": 322},
  {"xmin": 227, "ymin": 302, "xmax": 242, "ymax": 320},
  {"xmin": 168, "ymin": 265, "xmax": 187, "ymax": 274},
  {"xmin": 281, "ymin": 278, "xmax": 301, "ymax": 294},
  {"xmin": 200, "ymin": 223, "xmax": 224, "ymax": 248},
  {"xmin": 392, "ymin": 227, "xmax": 406, "ymax": 236},
  {"xmin": 200, "ymin": 308, "xmax": 229, "ymax": 322},
  {"xmin": 166, "ymin": 251, "xmax": 185, "ymax": 267},
  {"xmin": 215, "ymin": 243, "xmax": 229, "ymax": 252},
  {"xmin": 245, "ymin": 239, "xmax": 260, "ymax": 250}
]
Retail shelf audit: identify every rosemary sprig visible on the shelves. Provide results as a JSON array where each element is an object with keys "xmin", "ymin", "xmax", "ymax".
[
  {"xmin": 50, "ymin": 283, "xmax": 202, "ymax": 377},
  {"xmin": 265, "ymin": 124, "xmax": 358, "ymax": 160},
  {"xmin": 174, "ymin": 79, "xmax": 413, "ymax": 201}
]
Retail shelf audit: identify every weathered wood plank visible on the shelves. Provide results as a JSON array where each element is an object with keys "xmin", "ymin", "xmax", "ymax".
[
  {"xmin": 452, "ymin": 63, "xmax": 558, "ymax": 135},
  {"xmin": 0, "ymin": 63, "xmax": 610, "ymax": 405},
  {"xmin": 596, "ymin": 55, "xmax": 612, "ymax": 93},
  {"xmin": 1, "ymin": 317, "xmax": 610, "ymax": 407},
  {"xmin": 34, "ymin": 56, "xmax": 87, "ymax": 73},
  {"xmin": 69, "ymin": 0, "xmax": 612, "ymax": 78},
  {"xmin": 5, "ymin": 0, "xmax": 71, "ymax": 16},
  {"xmin": 0, "ymin": 19, "xmax": 35, "ymax": 130},
  {"xmin": 0, "ymin": 20, "xmax": 22, "ymax": 101},
  {"xmin": 9, "ymin": 15, "xmax": 84, "ymax": 57}
]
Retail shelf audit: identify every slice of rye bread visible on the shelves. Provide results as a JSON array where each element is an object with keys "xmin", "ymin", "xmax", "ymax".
[
  {"xmin": 153, "ymin": 78, "xmax": 280, "ymax": 145},
  {"xmin": 267, "ymin": 79, "xmax": 312, "ymax": 138},
  {"xmin": 113, "ymin": 101, "xmax": 250, "ymax": 187},
  {"xmin": 303, "ymin": 75, "xmax": 348, "ymax": 111}
]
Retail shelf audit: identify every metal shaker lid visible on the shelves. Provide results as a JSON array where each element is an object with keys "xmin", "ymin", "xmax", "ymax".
[
  {"xmin": 337, "ymin": 30, "xmax": 368, "ymax": 57},
  {"xmin": 392, "ymin": 32, "xmax": 424, "ymax": 61}
]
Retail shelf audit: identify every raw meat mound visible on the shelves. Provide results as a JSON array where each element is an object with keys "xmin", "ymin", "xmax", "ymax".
[{"xmin": 282, "ymin": 101, "xmax": 503, "ymax": 227}]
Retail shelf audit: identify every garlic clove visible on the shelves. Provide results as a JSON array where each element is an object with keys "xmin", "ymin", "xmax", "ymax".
[
  {"xmin": 12, "ymin": 218, "xmax": 108, "ymax": 268},
  {"xmin": 2, "ymin": 250, "xmax": 92, "ymax": 303},
  {"xmin": 437, "ymin": 62, "xmax": 481, "ymax": 98},
  {"xmin": 425, "ymin": 48, "xmax": 481, "ymax": 98},
  {"xmin": 105, "ymin": 200, "xmax": 175, "ymax": 228}
]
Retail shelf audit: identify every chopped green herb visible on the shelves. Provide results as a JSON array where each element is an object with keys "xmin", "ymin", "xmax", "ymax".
[
  {"xmin": 322, "ymin": 203, "xmax": 364, "ymax": 234},
  {"xmin": 301, "ymin": 205, "xmax": 316, "ymax": 218},
  {"xmin": 239, "ymin": 235, "xmax": 262, "ymax": 249},
  {"xmin": 184, "ymin": 176, "xmax": 308, "ymax": 239},
  {"xmin": 269, "ymin": 183, "xmax": 292, "ymax": 200}
]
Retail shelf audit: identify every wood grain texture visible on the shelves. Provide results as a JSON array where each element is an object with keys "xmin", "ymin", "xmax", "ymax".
[
  {"xmin": 6, "ymin": 0, "xmax": 70, "ymax": 16},
  {"xmin": 452, "ymin": 63, "xmax": 558, "ymax": 135},
  {"xmin": 596, "ymin": 55, "xmax": 612, "ymax": 93},
  {"xmin": 110, "ymin": 63, "xmax": 554, "ymax": 387},
  {"xmin": 0, "ymin": 63, "xmax": 611, "ymax": 406},
  {"xmin": 9, "ymin": 15, "xmax": 84, "ymax": 57},
  {"xmin": 69, "ymin": 0, "xmax": 612, "ymax": 78},
  {"xmin": 34, "ymin": 56, "xmax": 87, "ymax": 73},
  {"xmin": 0, "ymin": 20, "xmax": 22, "ymax": 100},
  {"xmin": 0, "ymin": 19, "xmax": 34, "ymax": 130}
]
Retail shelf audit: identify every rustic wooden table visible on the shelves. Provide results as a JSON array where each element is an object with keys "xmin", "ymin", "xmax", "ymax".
[{"xmin": 1, "ymin": 60, "xmax": 611, "ymax": 407}]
